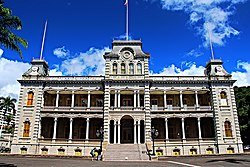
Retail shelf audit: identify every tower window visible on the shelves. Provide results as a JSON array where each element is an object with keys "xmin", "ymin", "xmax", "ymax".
[
  {"xmin": 220, "ymin": 91, "xmax": 228, "ymax": 106},
  {"xmin": 137, "ymin": 63, "xmax": 142, "ymax": 74},
  {"xmin": 113, "ymin": 63, "xmax": 117, "ymax": 74},
  {"xmin": 121, "ymin": 63, "xmax": 126, "ymax": 74},
  {"xmin": 27, "ymin": 92, "xmax": 34, "ymax": 106},
  {"xmin": 23, "ymin": 120, "xmax": 30, "ymax": 137},
  {"xmin": 129, "ymin": 63, "xmax": 134, "ymax": 74},
  {"xmin": 224, "ymin": 121, "xmax": 232, "ymax": 137}
]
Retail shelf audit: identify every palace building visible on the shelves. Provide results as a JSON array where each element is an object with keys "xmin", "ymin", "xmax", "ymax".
[{"xmin": 11, "ymin": 40, "xmax": 243, "ymax": 159}]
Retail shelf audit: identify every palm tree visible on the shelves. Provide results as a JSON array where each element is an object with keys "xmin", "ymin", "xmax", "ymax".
[
  {"xmin": 0, "ymin": 96, "xmax": 16, "ymax": 136},
  {"xmin": 0, "ymin": 0, "xmax": 28, "ymax": 59}
]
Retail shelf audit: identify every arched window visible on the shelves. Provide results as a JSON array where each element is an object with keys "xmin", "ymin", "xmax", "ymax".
[
  {"xmin": 27, "ymin": 91, "xmax": 34, "ymax": 106},
  {"xmin": 23, "ymin": 120, "xmax": 30, "ymax": 137},
  {"xmin": 121, "ymin": 63, "xmax": 126, "ymax": 74},
  {"xmin": 113, "ymin": 63, "xmax": 117, "ymax": 74},
  {"xmin": 224, "ymin": 121, "xmax": 232, "ymax": 137},
  {"xmin": 137, "ymin": 63, "xmax": 142, "ymax": 74},
  {"xmin": 220, "ymin": 91, "xmax": 228, "ymax": 106},
  {"xmin": 129, "ymin": 63, "xmax": 134, "ymax": 74}
]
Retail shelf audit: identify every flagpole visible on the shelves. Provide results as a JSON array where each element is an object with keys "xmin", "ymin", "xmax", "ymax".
[
  {"xmin": 40, "ymin": 20, "xmax": 48, "ymax": 60},
  {"xmin": 126, "ymin": 0, "xmax": 129, "ymax": 40},
  {"xmin": 209, "ymin": 30, "xmax": 215, "ymax": 60}
]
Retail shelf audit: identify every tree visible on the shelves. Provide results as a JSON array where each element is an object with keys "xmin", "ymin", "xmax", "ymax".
[
  {"xmin": 0, "ymin": 96, "xmax": 16, "ymax": 136},
  {"xmin": 234, "ymin": 86, "xmax": 250, "ymax": 145},
  {"xmin": 0, "ymin": 0, "xmax": 28, "ymax": 59}
]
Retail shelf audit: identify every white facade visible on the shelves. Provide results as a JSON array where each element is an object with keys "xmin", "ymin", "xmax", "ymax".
[{"xmin": 11, "ymin": 40, "xmax": 243, "ymax": 156}]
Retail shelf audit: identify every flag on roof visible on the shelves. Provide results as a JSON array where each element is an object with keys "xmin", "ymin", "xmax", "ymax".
[{"xmin": 124, "ymin": 0, "xmax": 128, "ymax": 6}]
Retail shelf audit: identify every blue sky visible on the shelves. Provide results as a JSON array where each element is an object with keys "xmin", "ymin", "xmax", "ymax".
[{"xmin": 0, "ymin": 0, "xmax": 249, "ymax": 98}]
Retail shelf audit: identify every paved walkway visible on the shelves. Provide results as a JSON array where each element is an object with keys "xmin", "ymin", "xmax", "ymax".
[{"xmin": 0, "ymin": 154, "xmax": 250, "ymax": 167}]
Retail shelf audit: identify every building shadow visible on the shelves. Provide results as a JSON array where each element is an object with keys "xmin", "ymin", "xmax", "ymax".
[{"xmin": 206, "ymin": 158, "xmax": 250, "ymax": 164}]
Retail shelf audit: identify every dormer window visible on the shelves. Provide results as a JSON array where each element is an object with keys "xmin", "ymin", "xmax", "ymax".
[
  {"xmin": 129, "ymin": 63, "xmax": 134, "ymax": 74},
  {"xmin": 113, "ymin": 63, "xmax": 117, "ymax": 74},
  {"xmin": 121, "ymin": 63, "xmax": 126, "ymax": 74},
  {"xmin": 137, "ymin": 63, "xmax": 142, "ymax": 74}
]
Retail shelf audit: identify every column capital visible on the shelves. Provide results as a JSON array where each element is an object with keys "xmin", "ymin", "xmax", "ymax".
[
  {"xmin": 86, "ymin": 117, "xmax": 90, "ymax": 122},
  {"xmin": 88, "ymin": 90, "xmax": 91, "ymax": 94},
  {"xmin": 164, "ymin": 90, "xmax": 167, "ymax": 94},
  {"xmin": 70, "ymin": 117, "xmax": 73, "ymax": 122},
  {"xmin": 56, "ymin": 90, "xmax": 60, "ymax": 94},
  {"xmin": 195, "ymin": 90, "xmax": 198, "ymax": 94},
  {"xmin": 165, "ymin": 117, "xmax": 168, "ymax": 122},
  {"xmin": 54, "ymin": 117, "xmax": 58, "ymax": 121},
  {"xmin": 72, "ymin": 90, "xmax": 75, "ymax": 94}
]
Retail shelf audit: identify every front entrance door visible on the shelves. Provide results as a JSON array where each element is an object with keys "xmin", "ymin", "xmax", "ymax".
[{"xmin": 121, "ymin": 116, "xmax": 134, "ymax": 143}]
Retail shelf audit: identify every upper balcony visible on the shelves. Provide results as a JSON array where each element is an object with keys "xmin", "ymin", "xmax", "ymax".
[
  {"xmin": 42, "ymin": 90, "xmax": 104, "ymax": 113},
  {"xmin": 150, "ymin": 89, "xmax": 212, "ymax": 113}
]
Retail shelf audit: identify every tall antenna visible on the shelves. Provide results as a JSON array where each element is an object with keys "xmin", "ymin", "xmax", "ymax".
[
  {"xmin": 40, "ymin": 20, "xmax": 48, "ymax": 60},
  {"xmin": 208, "ymin": 29, "xmax": 215, "ymax": 60},
  {"xmin": 124, "ymin": 0, "xmax": 129, "ymax": 40}
]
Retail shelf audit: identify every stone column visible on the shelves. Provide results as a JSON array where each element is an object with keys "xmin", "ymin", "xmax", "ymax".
[
  {"xmin": 134, "ymin": 90, "xmax": 137, "ymax": 108},
  {"xmin": 165, "ymin": 118, "xmax": 169, "ymax": 140},
  {"xmin": 198, "ymin": 117, "xmax": 202, "ymax": 140},
  {"xmin": 52, "ymin": 117, "xmax": 58, "ymax": 140},
  {"xmin": 71, "ymin": 91, "xmax": 75, "ymax": 108},
  {"xmin": 137, "ymin": 91, "xmax": 140, "ymax": 108},
  {"xmin": 164, "ymin": 91, "xmax": 167, "ymax": 109},
  {"xmin": 69, "ymin": 118, "xmax": 73, "ymax": 140},
  {"xmin": 134, "ymin": 120, "xmax": 137, "ymax": 144},
  {"xmin": 195, "ymin": 91, "xmax": 199, "ymax": 108},
  {"xmin": 180, "ymin": 91, "xmax": 183, "ymax": 108},
  {"xmin": 114, "ymin": 121, "xmax": 117, "ymax": 144},
  {"xmin": 118, "ymin": 120, "xmax": 121, "ymax": 144},
  {"xmin": 87, "ymin": 91, "xmax": 91, "ymax": 108},
  {"xmin": 138, "ymin": 121, "xmax": 141, "ymax": 144},
  {"xmin": 181, "ymin": 117, "xmax": 186, "ymax": 140},
  {"xmin": 56, "ymin": 91, "xmax": 60, "ymax": 107},
  {"xmin": 86, "ymin": 118, "xmax": 90, "ymax": 140},
  {"xmin": 114, "ymin": 90, "xmax": 117, "ymax": 108},
  {"xmin": 118, "ymin": 91, "xmax": 121, "ymax": 108}
]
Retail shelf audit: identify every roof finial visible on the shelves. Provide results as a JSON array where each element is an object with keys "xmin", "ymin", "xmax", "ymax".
[
  {"xmin": 208, "ymin": 29, "xmax": 215, "ymax": 60},
  {"xmin": 40, "ymin": 20, "xmax": 48, "ymax": 60}
]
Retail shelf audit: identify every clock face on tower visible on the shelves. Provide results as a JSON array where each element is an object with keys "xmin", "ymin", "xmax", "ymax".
[{"xmin": 120, "ymin": 47, "xmax": 134, "ymax": 61}]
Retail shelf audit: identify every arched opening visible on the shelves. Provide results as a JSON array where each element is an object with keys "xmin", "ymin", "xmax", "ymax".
[
  {"xmin": 121, "ymin": 115, "xmax": 134, "ymax": 143},
  {"xmin": 121, "ymin": 63, "xmax": 126, "ymax": 74},
  {"xmin": 137, "ymin": 63, "xmax": 142, "ymax": 74},
  {"xmin": 129, "ymin": 63, "xmax": 134, "ymax": 74},
  {"xmin": 27, "ymin": 91, "xmax": 34, "ymax": 106},
  {"xmin": 220, "ymin": 91, "xmax": 228, "ymax": 106},
  {"xmin": 224, "ymin": 121, "xmax": 233, "ymax": 137},
  {"xmin": 23, "ymin": 119, "xmax": 30, "ymax": 137},
  {"xmin": 113, "ymin": 63, "xmax": 117, "ymax": 74}
]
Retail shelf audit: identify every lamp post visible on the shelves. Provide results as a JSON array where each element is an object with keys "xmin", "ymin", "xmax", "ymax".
[
  {"xmin": 151, "ymin": 127, "xmax": 159, "ymax": 155},
  {"xmin": 96, "ymin": 126, "xmax": 104, "ymax": 160}
]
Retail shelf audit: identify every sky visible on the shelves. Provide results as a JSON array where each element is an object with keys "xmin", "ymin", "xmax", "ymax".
[{"xmin": 0, "ymin": 0, "xmax": 250, "ymax": 99}]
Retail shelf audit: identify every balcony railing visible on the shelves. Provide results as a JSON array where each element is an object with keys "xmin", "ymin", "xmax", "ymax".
[
  {"xmin": 109, "ymin": 106, "xmax": 145, "ymax": 111},
  {"xmin": 150, "ymin": 105, "xmax": 212, "ymax": 112},
  {"xmin": 41, "ymin": 106, "xmax": 103, "ymax": 112}
]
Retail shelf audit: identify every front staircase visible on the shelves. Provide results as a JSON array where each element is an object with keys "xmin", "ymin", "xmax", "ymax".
[{"xmin": 103, "ymin": 144, "xmax": 149, "ymax": 161}]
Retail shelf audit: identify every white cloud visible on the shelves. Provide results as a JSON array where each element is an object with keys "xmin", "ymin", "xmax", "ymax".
[
  {"xmin": 0, "ymin": 49, "xmax": 3, "ymax": 57},
  {"xmin": 53, "ymin": 46, "xmax": 70, "ymax": 58},
  {"xmin": 152, "ymin": 60, "xmax": 250, "ymax": 86},
  {"xmin": 0, "ymin": 57, "xmax": 30, "ymax": 99},
  {"xmin": 232, "ymin": 61, "xmax": 250, "ymax": 86},
  {"xmin": 49, "ymin": 69, "xmax": 63, "ymax": 76},
  {"xmin": 152, "ymin": 63, "xmax": 206, "ymax": 76},
  {"xmin": 59, "ymin": 47, "xmax": 110, "ymax": 76},
  {"xmin": 147, "ymin": 0, "xmax": 246, "ymax": 46}
]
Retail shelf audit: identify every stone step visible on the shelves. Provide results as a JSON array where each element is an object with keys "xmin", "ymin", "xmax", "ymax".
[{"xmin": 104, "ymin": 144, "xmax": 149, "ymax": 161}]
